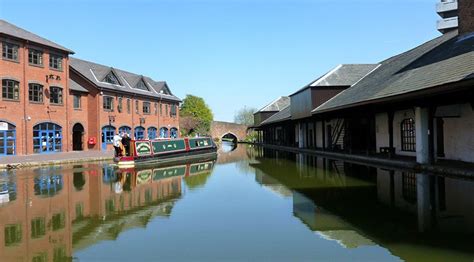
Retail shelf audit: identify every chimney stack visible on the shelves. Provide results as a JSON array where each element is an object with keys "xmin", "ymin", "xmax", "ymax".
[{"xmin": 458, "ymin": 0, "xmax": 474, "ymax": 35}]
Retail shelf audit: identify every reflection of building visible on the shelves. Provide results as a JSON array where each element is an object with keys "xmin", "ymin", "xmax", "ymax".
[
  {"xmin": 0, "ymin": 163, "xmax": 184, "ymax": 261},
  {"xmin": 293, "ymin": 192, "xmax": 374, "ymax": 249},
  {"xmin": 252, "ymin": 151, "xmax": 474, "ymax": 261}
]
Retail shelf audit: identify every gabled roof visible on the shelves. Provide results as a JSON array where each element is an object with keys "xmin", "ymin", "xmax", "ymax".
[
  {"xmin": 69, "ymin": 57, "xmax": 181, "ymax": 102},
  {"xmin": 0, "ymin": 19, "xmax": 74, "ymax": 54},
  {"xmin": 255, "ymin": 96, "xmax": 290, "ymax": 114},
  {"xmin": 314, "ymin": 30, "xmax": 474, "ymax": 113},
  {"xmin": 69, "ymin": 78, "xmax": 89, "ymax": 93},
  {"xmin": 260, "ymin": 105, "xmax": 292, "ymax": 126},
  {"xmin": 290, "ymin": 64, "xmax": 379, "ymax": 97}
]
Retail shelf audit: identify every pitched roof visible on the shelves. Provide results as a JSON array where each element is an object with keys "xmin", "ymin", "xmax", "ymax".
[
  {"xmin": 260, "ymin": 105, "xmax": 291, "ymax": 126},
  {"xmin": 314, "ymin": 30, "xmax": 474, "ymax": 113},
  {"xmin": 290, "ymin": 64, "xmax": 379, "ymax": 96},
  {"xmin": 69, "ymin": 57, "xmax": 181, "ymax": 102},
  {"xmin": 69, "ymin": 78, "xmax": 89, "ymax": 93},
  {"xmin": 0, "ymin": 19, "xmax": 74, "ymax": 54},
  {"xmin": 255, "ymin": 96, "xmax": 290, "ymax": 113}
]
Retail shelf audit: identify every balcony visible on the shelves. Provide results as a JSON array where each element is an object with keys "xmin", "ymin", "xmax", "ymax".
[
  {"xmin": 436, "ymin": 0, "xmax": 458, "ymax": 14},
  {"xmin": 437, "ymin": 16, "xmax": 458, "ymax": 33}
]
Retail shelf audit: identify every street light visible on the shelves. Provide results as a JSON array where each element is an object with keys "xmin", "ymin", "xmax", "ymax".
[{"xmin": 108, "ymin": 115, "xmax": 115, "ymax": 126}]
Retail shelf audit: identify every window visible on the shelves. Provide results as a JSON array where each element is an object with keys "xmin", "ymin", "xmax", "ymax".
[
  {"xmin": 119, "ymin": 126, "xmax": 131, "ymax": 135},
  {"xmin": 118, "ymin": 97, "xmax": 123, "ymax": 112},
  {"xmin": 32, "ymin": 252, "xmax": 47, "ymax": 262},
  {"xmin": 102, "ymin": 126, "xmax": 115, "ymax": 144},
  {"xmin": 170, "ymin": 127, "xmax": 178, "ymax": 138},
  {"xmin": 401, "ymin": 118, "xmax": 416, "ymax": 152},
  {"xmin": 29, "ymin": 49, "xmax": 43, "ymax": 66},
  {"xmin": 165, "ymin": 104, "xmax": 168, "ymax": 116},
  {"xmin": 73, "ymin": 94, "xmax": 81, "ymax": 109},
  {"xmin": 103, "ymin": 71, "xmax": 121, "ymax": 85},
  {"xmin": 135, "ymin": 79, "xmax": 148, "ymax": 91},
  {"xmin": 148, "ymin": 127, "xmax": 157, "ymax": 139},
  {"xmin": 0, "ymin": 122, "xmax": 16, "ymax": 155},
  {"xmin": 134, "ymin": 126, "xmax": 145, "ymax": 140},
  {"xmin": 31, "ymin": 217, "xmax": 46, "ymax": 239},
  {"xmin": 160, "ymin": 103, "xmax": 163, "ymax": 116},
  {"xmin": 127, "ymin": 99, "xmax": 131, "ymax": 114},
  {"xmin": 103, "ymin": 96, "xmax": 114, "ymax": 111},
  {"xmin": 160, "ymin": 127, "xmax": 168, "ymax": 138},
  {"xmin": 135, "ymin": 100, "xmax": 139, "ymax": 114},
  {"xmin": 170, "ymin": 104, "xmax": 177, "ymax": 117},
  {"xmin": 402, "ymin": 172, "xmax": 417, "ymax": 203},
  {"xmin": 49, "ymin": 54, "xmax": 63, "ymax": 70},
  {"xmin": 49, "ymin": 86, "xmax": 63, "ymax": 104},
  {"xmin": 2, "ymin": 42, "xmax": 19, "ymax": 61},
  {"xmin": 29, "ymin": 83, "xmax": 44, "ymax": 102},
  {"xmin": 52, "ymin": 212, "xmax": 65, "ymax": 231},
  {"xmin": 2, "ymin": 79, "xmax": 20, "ymax": 100},
  {"xmin": 4, "ymin": 224, "xmax": 22, "ymax": 247},
  {"xmin": 143, "ymin": 102, "xmax": 151, "ymax": 114},
  {"xmin": 154, "ymin": 102, "xmax": 158, "ymax": 115}
]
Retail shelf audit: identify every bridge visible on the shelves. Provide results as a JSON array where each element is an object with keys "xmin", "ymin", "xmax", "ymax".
[{"xmin": 210, "ymin": 121, "xmax": 249, "ymax": 142}]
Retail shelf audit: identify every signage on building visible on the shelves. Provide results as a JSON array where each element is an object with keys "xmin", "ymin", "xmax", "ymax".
[{"xmin": 0, "ymin": 122, "xmax": 8, "ymax": 131}]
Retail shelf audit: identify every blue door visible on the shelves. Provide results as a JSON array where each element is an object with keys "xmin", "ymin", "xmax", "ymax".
[
  {"xmin": 102, "ymin": 126, "xmax": 115, "ymax": 150},
  {"xmin": 0, "ymin": 128, "xmax": 16, "ymax": 156},
  {"xmin": 33, "ymin": 123, "xmax": 62, "ymax": 154}
]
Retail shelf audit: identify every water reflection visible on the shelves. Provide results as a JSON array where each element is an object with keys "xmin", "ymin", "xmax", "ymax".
[
  {"xmin": 1, "ymin": 146, "xmax": 474, "ymax": 261},
  {"xmin": 252, "ymin": 148, "xmax": 474, "ymax": 261},
  {"xmin": 0, "ymin": 159, "xmax": 216, "ymax": 262}
]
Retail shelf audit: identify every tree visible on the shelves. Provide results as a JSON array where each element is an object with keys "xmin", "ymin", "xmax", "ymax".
[
  {"xmin": 179, "ymin": 94, "xmax": 213, "ymax": 136},
  {"xmin": 234, "ymin": 106, "xmax": 257, "ymax": 126}
]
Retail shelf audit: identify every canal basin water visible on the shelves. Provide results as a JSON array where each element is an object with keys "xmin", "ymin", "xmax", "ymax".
[{"xmin": 0, "ymin": 144, "xmax": 473, "ymax": 261}]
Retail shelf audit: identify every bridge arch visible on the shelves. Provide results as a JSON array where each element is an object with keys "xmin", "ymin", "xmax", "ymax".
[{"xmin": 210, "ymin": 121, "xmax": 249, "ymax": 142}]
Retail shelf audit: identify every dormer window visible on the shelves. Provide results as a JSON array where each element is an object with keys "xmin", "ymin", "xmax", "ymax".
[
  {"xmin": 103, "ymin": 71, "xmax": 121, "ymax": 85},
  {"xmin": 135, "ymin": 79, "xmax": 149, "ymax": 91}
]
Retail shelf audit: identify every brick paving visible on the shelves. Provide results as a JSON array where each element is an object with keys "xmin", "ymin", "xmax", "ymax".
[{"xmin": 0, "ymin": 150, "xmax": 114, "ymax": 169}]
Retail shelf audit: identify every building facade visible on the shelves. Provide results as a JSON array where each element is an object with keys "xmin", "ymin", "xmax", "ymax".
[
  {"xmin": 0, "ymin": 20, "xmax": 180, "ymax": 155},
  {"xmin": 255, "ymin": 0, "xmax": 474, "ymax": 165}
]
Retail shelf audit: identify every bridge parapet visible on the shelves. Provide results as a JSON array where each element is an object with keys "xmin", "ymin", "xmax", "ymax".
[{"xmin": 210, "ymin": 121, "xmax": 249, "ymax": 142}]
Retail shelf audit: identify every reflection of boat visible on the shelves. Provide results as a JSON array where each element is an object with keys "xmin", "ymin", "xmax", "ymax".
[
  {"xmin": 115, "ymin": 137, "xmax": 218, "ymax": 168},
  {"xmin": 116, "ymin": 158, "xmax": 217, "ymax": 189}
]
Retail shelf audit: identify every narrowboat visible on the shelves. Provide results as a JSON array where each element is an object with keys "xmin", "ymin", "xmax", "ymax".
[{"xmin": 114, "ymin": 137, "xmax": 218, "ymax": 168}]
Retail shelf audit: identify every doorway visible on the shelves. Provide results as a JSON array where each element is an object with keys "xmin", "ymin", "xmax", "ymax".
[{"xmin": 73, "ymin": 123, "xmax": 84, "ymax": 151}]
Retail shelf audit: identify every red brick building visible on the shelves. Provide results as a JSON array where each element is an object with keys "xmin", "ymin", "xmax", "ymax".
[{"xmin": 0, "ymin": 20, "xmax": 180, "ymax": 155}]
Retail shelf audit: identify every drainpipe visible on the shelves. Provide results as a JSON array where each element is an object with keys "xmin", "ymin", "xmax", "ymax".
[{"xmin": 23, "ymin": 42, "xmax": 27, "ymax": 155}]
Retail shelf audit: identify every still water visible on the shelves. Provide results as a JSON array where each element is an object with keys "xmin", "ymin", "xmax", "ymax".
[{"xmin": 1, "ymin": 143, "xmax": 474, "ymax": 261}]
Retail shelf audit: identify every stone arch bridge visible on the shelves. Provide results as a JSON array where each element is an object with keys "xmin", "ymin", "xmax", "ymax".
[{"xmin": 210, "ymin": 121, "xmax": 249, "ymax": 142}]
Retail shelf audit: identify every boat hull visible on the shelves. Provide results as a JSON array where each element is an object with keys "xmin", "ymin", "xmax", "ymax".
[{"xmin": 115, "ymin": 148, "xmax": 217, "ymax": 168}]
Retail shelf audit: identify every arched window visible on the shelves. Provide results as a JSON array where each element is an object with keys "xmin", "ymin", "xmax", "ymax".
[
  {"xmin": 148, "ymin": 127, "xmax": 157, "ymax": 140},
  {"xmin": 0, "ymin": 121, "xmax": 16, "ymax": 155},
  {"xmin": 134, "ymin": 126, "xmax": 145, "ymax": 140},
  {"xmin": 170, "ymin": 127, "xmax": 178, "ymax": 139},
  {"xmin": 401, "ymin": 118, "xmax": 416, "ymax": 152},
  {"xmin": 159, "ymin": 127, "xmax": 169, "ymax": 138},
  {"xmin": 102, "ymin": 125, "xmax": 115, "ymax": 144},
  {"xmin": 119, "ymin": 126, "xmax": 131, "ymax": 135},
  {"xmin": 33, "ymin": 122, "xmax": 62, "ymax": 153}
]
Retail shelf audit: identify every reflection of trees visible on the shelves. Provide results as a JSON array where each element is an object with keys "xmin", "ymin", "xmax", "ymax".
[{"xmin": 184, "ymin": 172, "xmax": 212, "ymax": 190}]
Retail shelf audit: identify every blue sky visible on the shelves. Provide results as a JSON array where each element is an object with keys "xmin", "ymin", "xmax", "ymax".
[{"xmin": 0, "ymin": 0, "xmax": 440, "ymax": 121}]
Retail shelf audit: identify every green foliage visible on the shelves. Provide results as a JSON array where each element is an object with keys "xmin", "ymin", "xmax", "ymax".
[
  {"xmin": 234, "ymin": 106, "xmax": 257, "ymax": 126},
  {"xmin": 244, "ymin": 131, "xmax": 258, "ymax": 142},
  {"xmin": 180, "ymin": 94, "xmax": 214, "ymax": 135}
]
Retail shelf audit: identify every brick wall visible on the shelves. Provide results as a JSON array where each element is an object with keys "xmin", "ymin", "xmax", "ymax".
[
  {"xmin": 0, "ymin": 38, "xmax": 70, "ymax": 155},
  {"xmin": 458, "ymin": 0, "xmax": 474, "ymax": 35}
]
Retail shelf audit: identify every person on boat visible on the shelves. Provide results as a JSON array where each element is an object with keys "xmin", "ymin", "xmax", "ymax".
[
  {"xmin": 121, "ymin": 133, "xmax": 131, "ymax": 156},
  {"xmin": 113, "ymin": 132, "xmax": 123, "ymax": 157}
]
